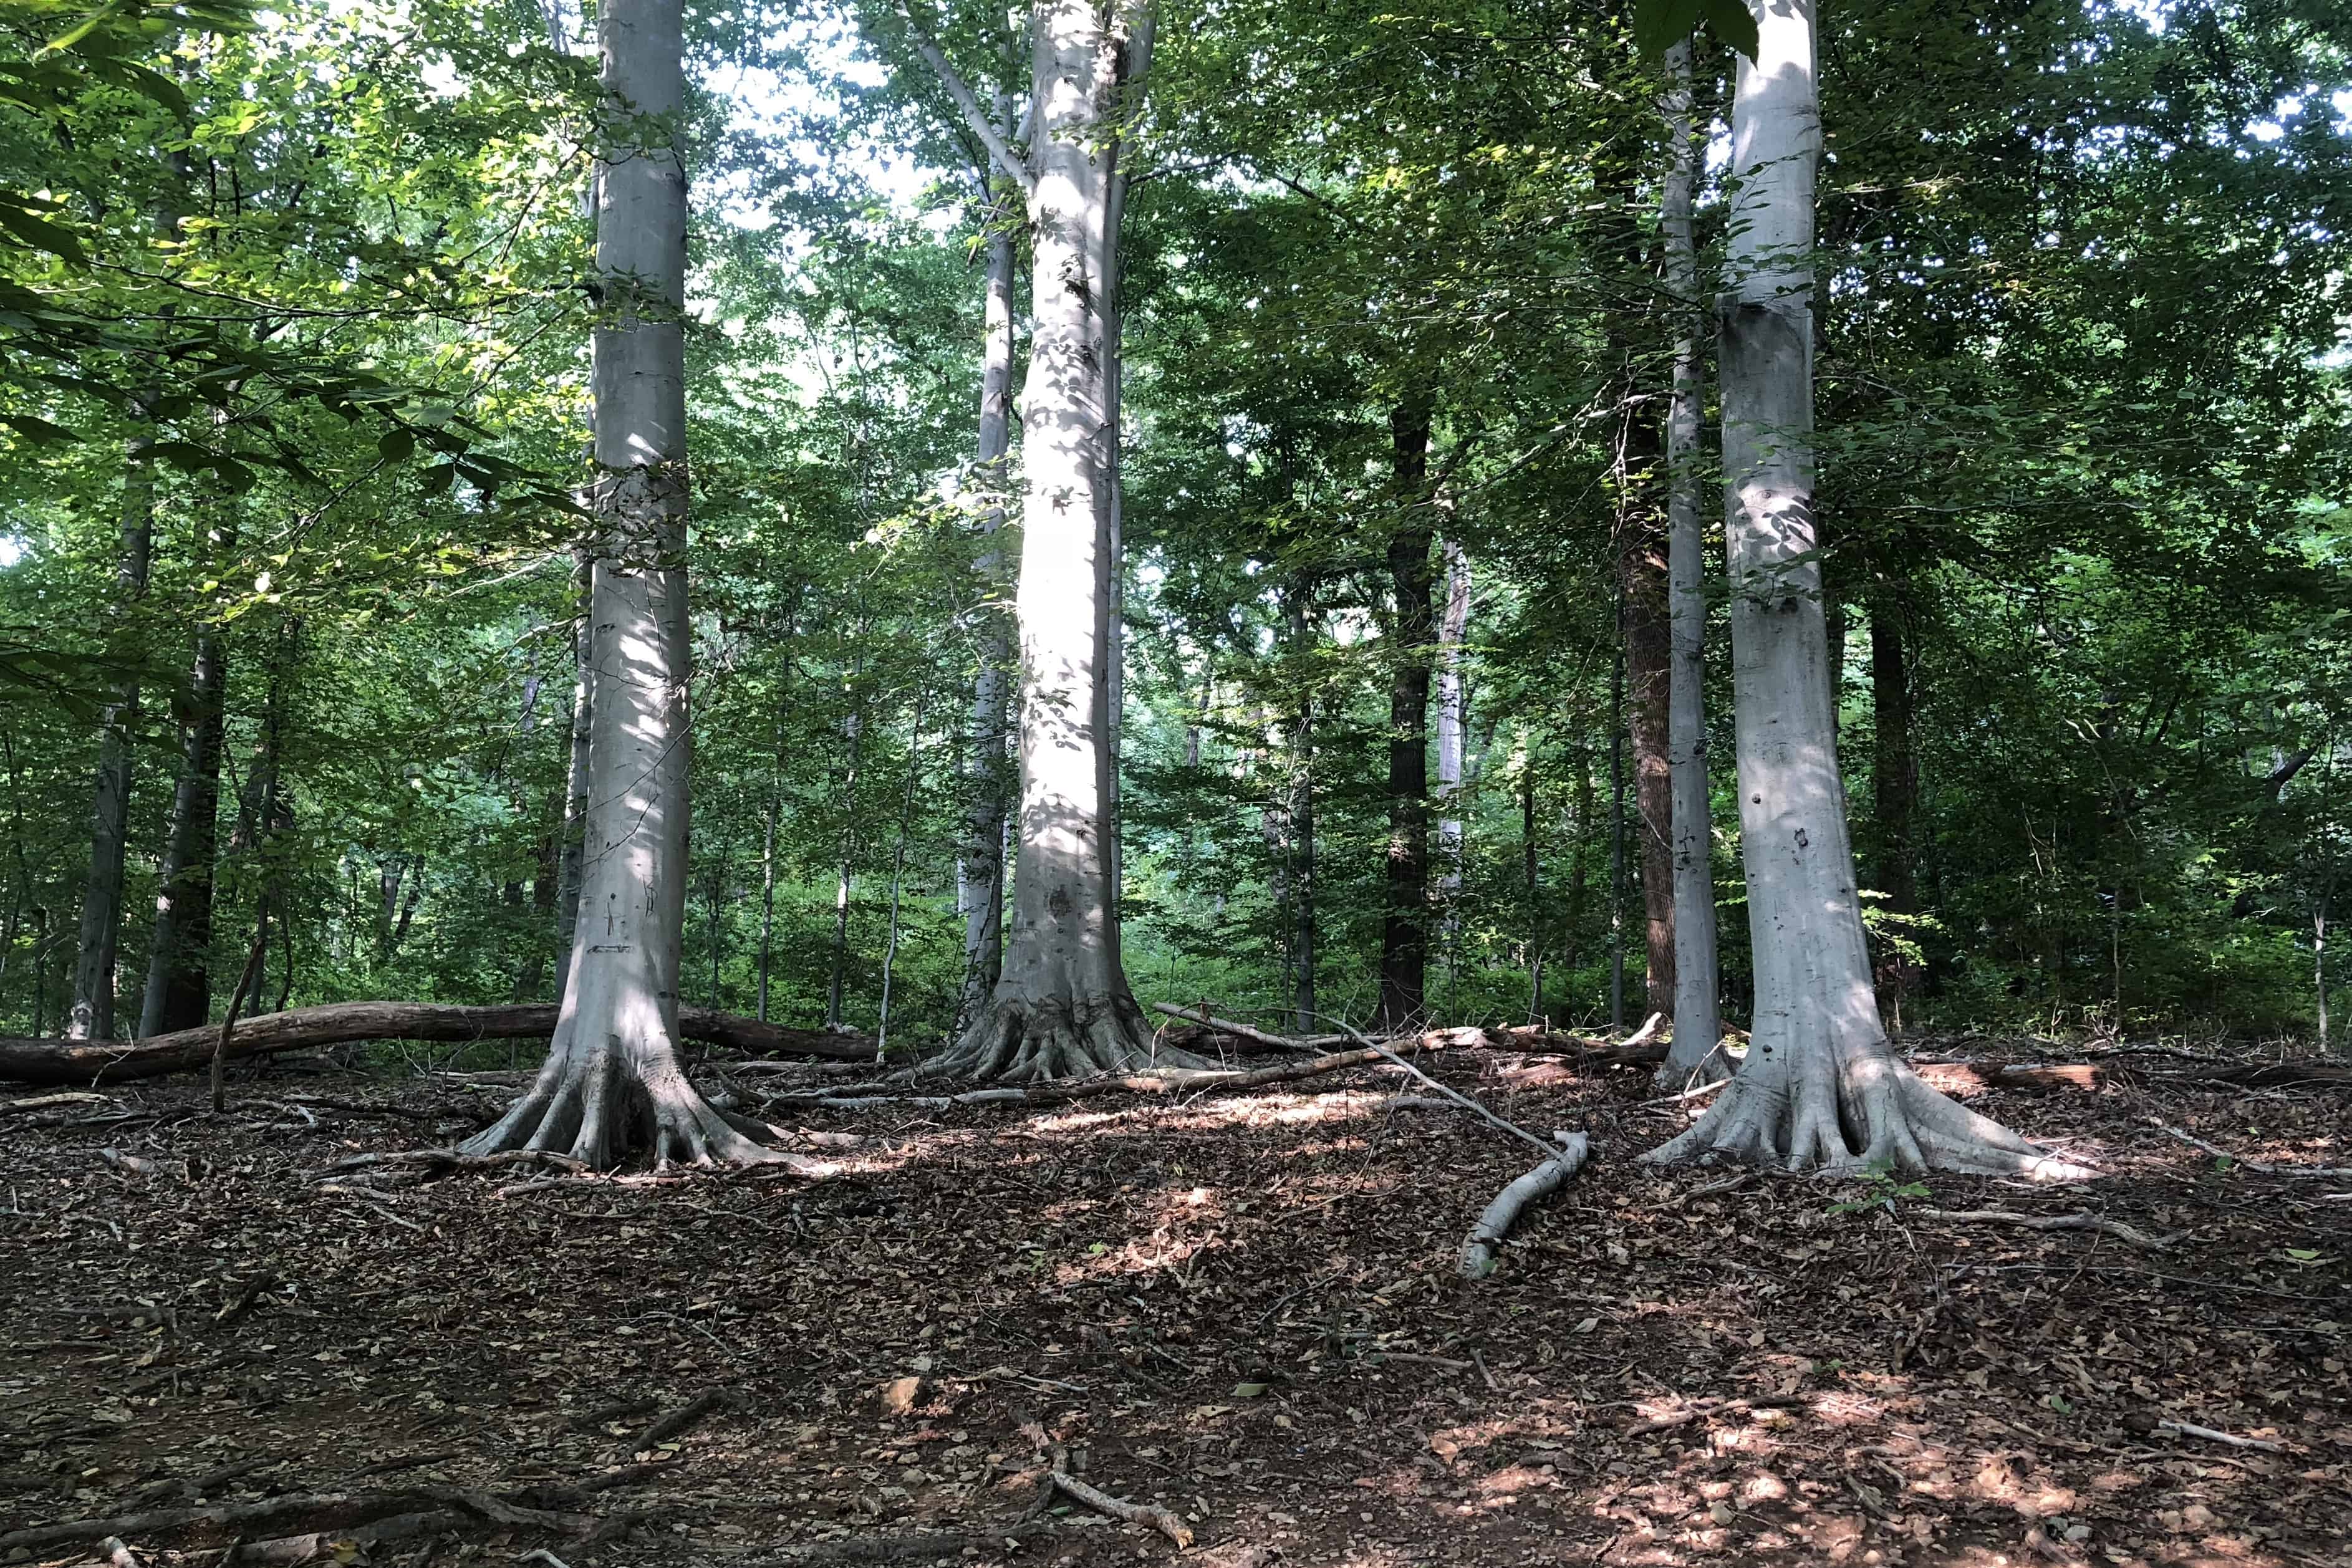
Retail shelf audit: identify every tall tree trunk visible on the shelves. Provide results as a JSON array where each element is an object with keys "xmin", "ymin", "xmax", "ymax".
[
  {"xmin": 140, "ymin": 622, "xmax": 227, "ymax": 1038},
  {"xmin": 877, "ymin": 688, "xmax": 928, "ymax": 1059},
  {"xmin": 1607, "ymin": 638, "xmax": 1627, "ymax": 1030},
  {"xmin": 1286, "ymin": 587, "xmax": 1316, "ymax": 1034},
  {"xmin": 1435, "ymin": 541, "xmax": 1471, "ymax": 918},
  {"xmin": 1656, "ymin": 36, "xmax": 1723, "ymax": 1086},
  {"xmin": 1869, "ymin": 593, "xmax": 1919, "ymax": 915},
  {"xmin": 1619, "ymin": 494, "xmax": 1675, "ymax": 1022},
  {"xmin": 1650, "ymin": 0, "xmax": 2073, "ymax": 1177},
  {"xmin": 554, "ymin": 551, "xmax": 593, "ymax": 956},
  {"xmin": 1522, "ymin": 751, "xmax": 1542, "ymax": 1023},
  {"xmin": 826, "ymin": 690, "xmax": 864, "ymax": 1029},
  {"xmin": 938, "ymin": 0, "xmax": 1199, "ymax": 1080},
  {"xmin": 67, "ymin": 408, "xmax": 157, "ymax": 1040},
  {"xmin": 956, "ymin": 160, "xmax": 1017, "ymax": 1029},
  {"xmin": 1377, "ymin": 404, "xmax": 1434, "ymax": 1032},
  {"xmin": 463, "ymin": 0, "xmax": 771, "ymax": 1166}
]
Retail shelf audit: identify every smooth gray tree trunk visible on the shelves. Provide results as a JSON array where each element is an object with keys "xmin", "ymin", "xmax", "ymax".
[
  {"xmin": 930, "ymin": 0, "xmax": 1203, "ymax": 1080},
  {"xmin": 463, "ymin": 0, "xmax": 770, "ymax": 1166},
  {"xmin": 68, "ymin": 412, "xmax": 156, "ymax": 1040},
  {"xmin": 956, "ymin": 152, "xmax": 1017, "ymax": 1029},
  {"xmin": 1649, "ymin": 0, "xmax": 2078, "ymax": 1176},
  {"xmin": 1655, "ymin": 37, "xmax": 1724, "ymax": 1087}
]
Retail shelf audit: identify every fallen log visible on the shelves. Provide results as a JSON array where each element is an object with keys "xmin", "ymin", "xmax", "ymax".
[
  {"xmin": 1460, "ymin": 1132, "xmax": 1589, "ymax": 1280},
  {"xmin": 0, "ymin": 1002, "xmax": 875, "ymax": 1086}
]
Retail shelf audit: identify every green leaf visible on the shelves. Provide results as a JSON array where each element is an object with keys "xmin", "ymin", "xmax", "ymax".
[
  {"xmin": 1631, "ymin": 0, "xmax": 1700, "ymax": 58},
  {"xmin": 0, "ymin": 412, "xmax": 77, "ymax": 443},
  {"xmin": 0, "ymin": 202, "xmax": 85, "ymax": 264},
  {"xmin": 418, "ymin": 462, "xmax": 456, "ymax": 498},
  {"xmin": 378, "ymin": 427, "xmax": 416, "ymax": 462},
  {"xmin": 1695, "ymin": 0, "xmax": 1760, "ymax": 62}
]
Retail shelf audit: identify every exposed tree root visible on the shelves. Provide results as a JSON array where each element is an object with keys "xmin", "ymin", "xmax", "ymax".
[
  {"xmin": 1460, "ymin": 1132, "xmax": 1589, "ymax": 1279},
  {"xmin": 921, "ymin": 992, "xmax": 1217, "ymax": 1084},
  {"xmin": 459, "ymin": 1032, "xmax": 831, "ymax": 1173},
  {"xmin": 1647, "ymin": 1036, "xmax": 2097, "ymax": 1179}
]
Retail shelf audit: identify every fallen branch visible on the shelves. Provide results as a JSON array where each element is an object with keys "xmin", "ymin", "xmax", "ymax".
[
  {"xmin": 781, "ymin": 1525, "xmax": 1048, "ymax": 1563},
  {"xmin": 0, "ymin": 1002, "xmax": 877, "ymax": 1086},
  {"xmin": 1149, "ymin": 1003, "xmax": 1347, "ymax": 1051},
  {"xmin": 1911, "ymin": 1207, "xmax": 2179, "ymax": 1251},
  {"xmin": 0, "ymin": 1484, "xmax": 585, "ymax": 1556},
  {"xmin": 2150, "ymin": 1122, "xmax": 2352, "ymax": 1178},
  {"xmin": 614, "ymin": 1388, "xmax": 736, "ymax": 1462},
  {"xmin": 2156, "ymin": 1419, "xmax": 2285, "ymax": 1452},
  {"xmin": 3, "ymin": 1090, "xmax": 113, "ymax": 1112},
  {"xmin": 1460, "ymin": 1132, "xmax": 1590, "ymax": 1280},
  {"xmin": 1624, "ymin": 1394, "xmax": 1808, "ymax": 1438},
  {"xmin": 318, "ymin": 1148, "xmax": 591, "ymax": 1180},
  {"xmin": 1046, "ymin": 1470, "xmax": 1193, "ymax": 1549}
]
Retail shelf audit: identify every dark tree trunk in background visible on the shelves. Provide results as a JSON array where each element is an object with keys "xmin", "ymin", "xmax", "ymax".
[
  {"xmin": 68, "ymin": 407, "xmax": 157, "ymax": 1040},
  {"xmin": 1378, "ymin": 403, "xmax": 1434, "ymax": 1032},
  {"xmin": 1618, "ymin": 467, "xmax": 1675, "ymax": 1022},
  {"xmin": 140, "ymin": 626, "xmax": 228, "ymax": 1038},
  {"xmin": 1870, "ymin": 594, "xmax": 1919, "ymax": 915}
]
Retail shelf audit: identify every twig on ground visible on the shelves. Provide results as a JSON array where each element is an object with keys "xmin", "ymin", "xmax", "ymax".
[
  {"xmin": 313, "ymin": 1185, "xmax": 428, "ymax": 1232},
  {"xmin": 214, "ymin": 1271, "xmax": 275, "ymax": 1327},
  {"xmin": 613, "ymin": 1388, "xmax": 736, "ymax": 1462},
  {"xmin": 317, "ymin": 1148, "xmax": 592, "ymax": 1179},
  {"xmin": 2149, "ymin": 1121, "xmax": 2352, "ymax": 1178},
  {"xmin": 1309, "ymin": 1012, "xmax": 1571, "ymax": 1163},
  {"xmin": 3, "ymin": 1091, "xmax": 113, "ymax": 1112},
  {"xmin": 0, "ymin": 1486, "xmax": 584, "ymax": 1555},
  {"xmin": 1910, "ymin": 1207, "xmax": 2179, "ymax": 1251},
  {"xmin": 1046, "ymin": 1470, "xmax": 1193, "ymax": 1548},
  {"xmin": 2157, "ymin": 1419, "xmax": 2285, "ymax": 1451},
  {"xmin": 1460, "ymin": 1132, "xmax": 1590, "ymax": 1279},
  {"xmin": 514, "ymin": 1551, "xmax": 574, "ymax": 1568}
]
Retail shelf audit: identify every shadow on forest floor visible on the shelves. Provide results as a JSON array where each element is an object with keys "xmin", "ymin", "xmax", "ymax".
[{"xmin": 2, "ymin": 1035, "xmax": 2347, "ymax": 1567}]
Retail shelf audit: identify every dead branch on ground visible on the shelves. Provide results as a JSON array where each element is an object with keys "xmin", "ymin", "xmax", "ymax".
[
  {"xmin": 1460, "ymin": 1132, "xmax": 1590, "ymax": 1279},
  {"xmin": 1909, "ymin": 1207, "xmax": 2179, "ymax": 1251},
  {"xmin": 1045, "ymin": 1470, "xmax": 1193, "ymax": 1549}
]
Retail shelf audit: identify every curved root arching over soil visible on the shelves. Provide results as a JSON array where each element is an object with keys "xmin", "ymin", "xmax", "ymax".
[
  {"xmin": 1646, "ymin": 1032, "xmax": 2098, "ymax": 1180},
  {"xmin": 460, "ymin": 1029, "xmax": 810, "ymax": 1170},
  {"xmin": 920, "ymin": 989, "xmax": 1218, "ymax": 1084}
]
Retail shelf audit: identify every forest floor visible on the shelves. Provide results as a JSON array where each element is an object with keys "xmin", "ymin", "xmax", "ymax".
[{"xmin": 2, "ymin": 1034, "xmax": 2348, "ymax": 1568}]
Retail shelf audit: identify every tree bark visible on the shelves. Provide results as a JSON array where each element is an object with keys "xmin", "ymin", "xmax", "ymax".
[
  {"xmin": 936, "ymin": 0, "xmax": 1198, "ymax": 1081},
  {"xmin": 1607, "ymin": 640, "xmax": 1626, "ymax": 1030},
  {"xmin": 139, "ymin": 621, "xmax": 226, "ymax": 1039},
  {"xmin": 461, "ymin": 0, "xmax": 763, "ymax": 1166},
  {"xmin": 67, "ymin": 410, "xmax": 157, "ymax": 1041},
  {"xmin": 1377, "ymin": 404, "xmax": 1435, "ymax": 1033},
  {"xmin": 1649, "ymin": 0, "xmax": 2076, "ymax": 1177},
  {"xmin": 956, "ymin": 158, "xmax": 1017, "ymax": 1030},
  {"xmin": 1656, "ymin": 36, "xmax": 1723, "ymax": 1087}
]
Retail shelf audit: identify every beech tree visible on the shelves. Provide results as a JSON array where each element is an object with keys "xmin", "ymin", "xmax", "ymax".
[
  {"xmin": 460, "ymin": 0, "xmax": 768, "ymax": 1163},
  {"xmin": 904, "ymin": 0, "xmax": 1205, "ymax": 1080},
  {"xmin": 1647, "ymin": 0, "xmax": 2081, "ymax": 1175}
]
